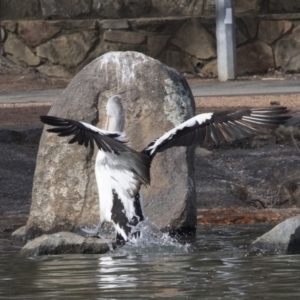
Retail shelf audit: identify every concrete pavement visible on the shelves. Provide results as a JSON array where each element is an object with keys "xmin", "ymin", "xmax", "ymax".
[
  {"xmin": 0, "ymin": 79, "xmax": 300, "ymax": 104},
  {"xmin": 191, "ymin": 79, "xmax": 300, "ymax": 97},
  {"xmin": 0, "ymin": 89, "xmax": 62, "ymax": 104}
]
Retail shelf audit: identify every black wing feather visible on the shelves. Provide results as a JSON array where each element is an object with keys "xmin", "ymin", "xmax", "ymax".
[
  {"xmin": 40, "ymin": 115, "xmax": 130, "ymax": 155},
  {"xmin": 142, "ymin": 106, "xmax": 290, "ymax": 159}
]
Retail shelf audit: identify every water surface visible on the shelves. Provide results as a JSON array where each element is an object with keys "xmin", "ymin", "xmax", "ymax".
[{"xmin": 1, "ymin": 224, "xmax": 300, "ymax": 299}]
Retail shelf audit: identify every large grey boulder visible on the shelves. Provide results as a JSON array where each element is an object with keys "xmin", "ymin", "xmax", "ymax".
[
  {"xmin": 249, "ymin": 216, "xmax": 300, "ymax": 255},
  {"xmin": 25, "ymin": 51, "xmax": 196, "ymax": 240}
]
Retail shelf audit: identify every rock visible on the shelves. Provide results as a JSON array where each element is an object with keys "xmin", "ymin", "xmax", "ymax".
[
  {"xmin": 4, "ymin": 34, "xmax": 41, "ymax": 67},
  {"xmin": 130, "ymin": 17, "xmax": 188, "ymax": 35},
  {"xmin": 1, "ymin": 27, "xmax": 6, "ymax": 42},
  {"xmin": 36, "ymin": 32, "xmax": 97, "ymax": 67},
  {"xmin": 147, "ymin": 35, "xmax": 170, "ymax": 57},
  {"xmin": 242, "ymin": 16, "xmax": 258, "ymax": 39},
  {"xmin": 201, "ymin": 59, "xmax": 217, "ymax": 77},
  {"xmin": 291, "ymin": 25, "xmax": 300, "ymax": 43},
  {"xmin": 278, "ymin": 174, "xmax": 300, "ymax": 208},
  {"xmin": 235, "ymin": 0, "xmax": 262, "ymax": 13},
  {"xmin": 104, "ymin": 30, "xmax": 146, "ymax": 45},
  {"xmin": 269, "ymin": 0, "xmax": 300, "ymax": 12},
  {"xmin": 237, "ymin": 41, "xmax": 274, "ymax": 75},
  {"xmin": 11, "ymin": 226, "xmax": 26, "ymax": 246},
  {"xmin": 196, "ymin": 142, "xmax": 300, "ymax": 209},
  {"xmin": 18, "ymin": 21, "xmax": 61, "ymax": 47},
  {"xmin": 0, "ymin": 0, "xmax": 39, "ymax": 20},
  {"xmin": 93, "ymin": 0, "xmax": 151, "ymax": 18},
  {"xmin": 249, "ymin": 216, "xmax": 300, "ymax": 255},
  {"xmin": 236, "ymin": 25, "xmax": 248, "ymax": 46},
  {"xmin": 51, "ymin": 20, "xmax": 96, "ymax": 31},
  {"xmin": 19, "ymin": 232, "xmax": 111, "ymax": 257},
  {"xmin": 151, "ymin": 0, "xmax": 203, "ymax": 16},
  {"xmin": 204, "ymin": 0, "xmax": 261, "ymax": 15},
  {"xmin": 195, "ymin": 147, "xmax": 212, "ymax": 157},
  {"xmin": 101, "ymin": 20, "xmax": 130, "ymax": 30},
  {"xmin": 171, "ymin": 19, "xmax": 216, "ymax": 59},
  {"xmin": 0, "ymin": 127, "xmax": 42, "ymax": 146},
  {"xmin": 275, "ymin": 38, "xmax": 300, "ymax": 70},
  {"xmin": 37, "ymin": 63, "xmax": 72, "ymax": 78},
  {"xmin": 0, "ymin": 142, "xmax": 37, "ymax": 217},
  {"xmin": 40, "ymin": 0, "xmax": 91, "ymax": 19},
  {"xmin": 25, "ymin": 51, "xmax": 196, "ymax": 240},
  {"xmin": 204, "ymin": 0, "xmax": 215, "ymax": 15},
  {"xmin": 0, "ymin": 21, "xmax": 17, "ymax": 33},
  {"xmin": 285, "ymin": 53, "xmax": 300, "ymax": 72},
  {"xmin": 158, "ymin": 50, "xmax": 195, "ymax": 73},
  {"xmin": 258, "ymin": 21, "xmax": 292, "ymax": 45},
  {"xmin": 92, "ymin": 0, "xmax": 122, "ymax": 18}
]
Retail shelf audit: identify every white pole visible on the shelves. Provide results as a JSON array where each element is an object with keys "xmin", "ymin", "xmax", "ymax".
[{"xmin": 215, "ymin": 0, "xmax": 237, "ymax": 81}]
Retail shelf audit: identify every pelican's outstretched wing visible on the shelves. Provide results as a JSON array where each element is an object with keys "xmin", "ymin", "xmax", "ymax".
[
  {"xmin": 142, "ymin": 107, "xmax": 290, "ymax": 159},
  {"xmin": 40, "ymin": 115, "xmax": 151, "ymax": 185}
]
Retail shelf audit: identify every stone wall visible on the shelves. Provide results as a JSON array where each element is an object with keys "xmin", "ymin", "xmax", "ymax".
[{"xmin": 1, "ymin": 0, "xmax": 300, "ymax": 77}]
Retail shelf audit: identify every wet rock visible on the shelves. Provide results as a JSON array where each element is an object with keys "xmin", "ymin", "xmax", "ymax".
[
  {"xmin": 36, "ymin": 32, "xmax": 97, "ymax": 67},
  {"xmin": 11, "ymin": 226, "xmax": 26, "ymax": 246},
  {"xmin": 171, "ymin": 19, "xmax": 216, "ymax": 60},
  {"xmin": 18, "ymin": 21, "xmax": 61, "ymax": 47},
  {"xmin": 258, "ymin": 21, "xmax": 292, "ymax": 45},
  {"xmin": 40, "ymin": 0, "xmax": 91, "ymax": 19},
  {"xmin": 249, "ymin": 216, "xmax": 300, "ymax": 255},
  {"xmin": 26, "ymin": 51, "xmax": 196, "ymax": 240},
  {"xmin": 19, "ymin": 232, "xmax": 111, "ymax": 257},
  {"xmin": 4, "ymin": 34, "xmax": 41, "ymax": 67},
  {"xmin": 237, "ymin": 41, "xmax": 274, "ymax": 75}
]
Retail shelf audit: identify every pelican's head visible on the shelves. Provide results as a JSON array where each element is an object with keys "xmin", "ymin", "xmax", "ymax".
[{"xmin": 105, "ymin": 95, "xmax": 125, "ymax": 132}]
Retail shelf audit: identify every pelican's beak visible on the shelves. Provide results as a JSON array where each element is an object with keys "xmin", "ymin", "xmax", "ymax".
[{"xmin": 105, "ymin": 116, "xmax": 113, "ymax": 131}]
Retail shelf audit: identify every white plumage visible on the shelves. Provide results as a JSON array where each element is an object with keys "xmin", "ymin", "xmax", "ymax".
[{"xmin": 40, "ymin": 96, "xmax": 290, "ymax": 244}]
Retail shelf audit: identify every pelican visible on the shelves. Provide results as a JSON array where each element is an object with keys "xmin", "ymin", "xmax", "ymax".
[{"xmin": 40, "ymin": 95, "xmax": 290, "ymax": 244}]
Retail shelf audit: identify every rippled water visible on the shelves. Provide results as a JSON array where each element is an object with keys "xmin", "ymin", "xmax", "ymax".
[{"xmin": 1, "ymin": 224, "xmax": 300, "ymax": 299}]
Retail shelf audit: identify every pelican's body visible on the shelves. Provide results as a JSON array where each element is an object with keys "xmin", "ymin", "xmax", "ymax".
[
  {"xmin": 40, "ymin": 96, "xmax": 290, "ymax": 244},
  {"xmin": 95, "ymin": 150, "xmax": 144, "ymax": 241}
]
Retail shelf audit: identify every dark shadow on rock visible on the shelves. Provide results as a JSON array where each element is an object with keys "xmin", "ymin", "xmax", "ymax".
[{"xmin": 287, "ymin": 225, "xmax": 300, "ymax": 254}]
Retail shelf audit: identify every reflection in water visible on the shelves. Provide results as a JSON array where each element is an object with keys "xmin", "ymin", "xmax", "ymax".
[{"xmin": 1, "ymin": 225, "xmax": 300, "ymax": 299}]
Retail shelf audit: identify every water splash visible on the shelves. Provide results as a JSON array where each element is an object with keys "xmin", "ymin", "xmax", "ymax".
[{"xmin": 112, "ymin": 221, "xmax": 191, "ymax": 256}]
